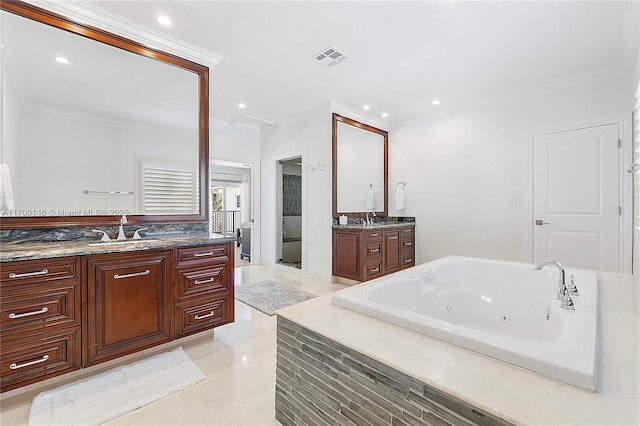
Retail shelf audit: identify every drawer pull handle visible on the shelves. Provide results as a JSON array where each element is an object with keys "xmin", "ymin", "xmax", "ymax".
[
  {"xmin": 193, "ymin": 251, "xmax": 214, "ymax": 257},
  {"xmin": 194, "ymin": 278, "xmax": 215, "ymax": 285},
  {"xmin": 10, "ymin": 355, "xmax": 49, "ymax": 370},
  {"xmin": 369, "ymin": 267, "xmax": 380, "ymax": 273},
  {"xmin": 370, "ymin": 248, "xmax": 380, "ymax": 253},
  {"xmin": 405, "ymin": 242, "xmax": 413, "ymax": 246},
  {"xmin": 194, "ymin": 312, "xmax": 215, "ymax": 320},
  {"xmin": 8, "ymin": 307, "xmax": 49, "ymax": 319},
  {"xmin": 388, "ymin": 236, "xmax": 398, "ymax": 240},
  {"xmin": 404, "ymin": 229, "xmax": 412, "ymax": 232},
  {"xmin": 8, "ymin": 269, "xmax": 49, "ymax": 279},
  {"xmin": 404, "ymin": 258, "xmax": 413, "ymax": 264},
  {"xmin": 114, "ymin": 270, "xmax": 150, "ymax": 279},
  {"xmin": 370, "ymin": 233, "xmax": 379, "ymax": 237}
]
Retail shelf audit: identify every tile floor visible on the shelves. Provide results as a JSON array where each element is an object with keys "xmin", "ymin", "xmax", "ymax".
[{"xmin": 0, "ymin": 265, "xmax": 348, "ymax": 425}]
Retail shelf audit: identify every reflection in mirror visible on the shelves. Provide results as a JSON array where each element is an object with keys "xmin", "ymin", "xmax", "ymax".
[
  {"xmin": 332, "ymin": 114, "xmax": 388, "ymax": 217},
  {"xmin": 0, "ymin": 1, "xmax": 209, "ymax": 228}
]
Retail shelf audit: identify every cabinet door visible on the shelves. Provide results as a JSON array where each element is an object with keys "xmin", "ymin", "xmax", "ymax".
[
  {"xmin": 84, "ymin": 251, "xmax": 172, "ymax": 366},
  {"xmin": 383, "ymin": 230, "xmax": 401, "ymax": 274},
  {"xmin": 332, "ymin": 230, "xmax": 361, "ymax": 281}
]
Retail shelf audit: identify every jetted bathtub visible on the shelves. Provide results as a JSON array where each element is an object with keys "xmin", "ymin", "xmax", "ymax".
[{"xmin": 332, "ymin": 255, "xmax": 598, "ymax": 391}]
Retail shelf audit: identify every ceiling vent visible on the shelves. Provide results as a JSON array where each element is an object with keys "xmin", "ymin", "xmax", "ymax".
[{"xmin": 312, "ymin": 46, "xmax": 350, "ymax": 67}]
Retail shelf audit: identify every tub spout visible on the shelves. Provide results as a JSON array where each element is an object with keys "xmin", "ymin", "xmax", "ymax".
[{"xmin": 534, "ymin": 259, "xmax": 573, "ymax": 309}]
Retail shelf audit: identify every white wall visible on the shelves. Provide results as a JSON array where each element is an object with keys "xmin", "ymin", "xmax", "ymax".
[
  {"xmin": 210, "ymin": 122, "xmax": 261, "ymax": 262},
  {"xmin": 390, "ymin": 72, "xmax": 635, "ymax": 264},
  {"xmin": 260, "ymin": 102, "xmax": 333, "ymax": 276}
]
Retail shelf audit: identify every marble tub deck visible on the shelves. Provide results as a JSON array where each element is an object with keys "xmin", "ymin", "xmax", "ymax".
[{"xmin": 277, "ymin": 270, "xmax": 639, "ymax": 425}]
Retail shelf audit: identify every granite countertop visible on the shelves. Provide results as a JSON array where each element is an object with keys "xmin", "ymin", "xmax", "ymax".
[
  {"xmin": 277, "ymin": 271, "xmax": 639, "ymax": 425},
  {"xmin": 0, "ymin": 233, "xmax": 236, "ymax": 262},
  {"xmin": 332, "ymin": 222, "xmax": 416, "ymax": 230}
]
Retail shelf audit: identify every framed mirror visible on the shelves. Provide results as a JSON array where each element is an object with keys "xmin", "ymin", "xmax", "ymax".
[
  {"xmin": 0, "ymin": 1, "xmax": 209, "ymax": 229},
  {"xmin": 332, "ymin": 113, "xmax": 388, "ymax": 218}
]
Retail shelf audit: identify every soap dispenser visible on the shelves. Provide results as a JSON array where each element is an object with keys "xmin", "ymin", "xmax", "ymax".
[{"xmin": 339, "ymin": 215, "xmax": 348, "ymax": 226}]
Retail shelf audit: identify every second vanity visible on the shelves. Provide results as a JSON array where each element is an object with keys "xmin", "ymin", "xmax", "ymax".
[
  {"xmin": 332, "ymin": 220, "xmax": 415, "ymax": 282},
  {"xmin": 0, "ymin": 235, "xmax": 235, "ymax": 393}
]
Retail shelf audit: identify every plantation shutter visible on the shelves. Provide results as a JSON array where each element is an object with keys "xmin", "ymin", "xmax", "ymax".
[{"xmin": 142, "ymin": 160, "xmax": 198, "ymax": 214}]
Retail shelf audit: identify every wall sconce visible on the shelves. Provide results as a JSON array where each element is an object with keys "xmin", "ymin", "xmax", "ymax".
[{"xmin": 309, "ymin": 163, "xmax": 325, "ymax": 172}]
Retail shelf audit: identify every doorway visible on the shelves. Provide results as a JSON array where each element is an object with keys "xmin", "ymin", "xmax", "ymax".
[
  {"xmin": 529, "ymin": 116, "xmax": 632, "ymax": 272},
  {"xmin": 210, "ymin": 160, "xmax": 252, "ymax": 267},
  {"xmin": 276, "ymin": 157, "xmax": 302, "ymax": 269}
]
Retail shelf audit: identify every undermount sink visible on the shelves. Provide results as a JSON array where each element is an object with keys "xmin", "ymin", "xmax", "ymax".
[{"xmin": 88, "ymin": 239, "xmax": 160, "ymax": 247}]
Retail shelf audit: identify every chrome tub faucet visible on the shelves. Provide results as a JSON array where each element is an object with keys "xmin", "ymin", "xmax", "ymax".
[{"xmin": 534, "ymin": 259, "xmax": 575, "ymax": 310}]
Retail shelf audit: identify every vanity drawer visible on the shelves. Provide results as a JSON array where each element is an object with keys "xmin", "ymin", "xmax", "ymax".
[
  {"xmin": 401, "ymin": 237, "xmax": 414, "ymax": 252},
  {"xmin": 0, "ymin": 327, "xmax": 81, "ymax": 392},
  {"xmin": 363, "ymin": 260, "xmax": 383, "ymax": 281},
  {"xmin": 176, "ymin": 263, "xmax": 230, "ymax": 302},
  {"xmin": 175, "ymin": 244, "xmax": 229, "ymax": 267},
  {"xmin": 401, "ymin": 226, "xmax": 415, "ymax": 237},
  {"xmin": 401, "ymin": 253, "xmax": 415, "ymax": 269},
  {"xmin": 363, "ymin": 230, "xmax": 383, "ymax": 242},
  {"xmin": 0, "ymin": 257, "xmax": 79, "ymax": 285},
  {"xmin": 0, "ymin": 281, "xmax": 80, "ymax": 339},
  {"xmin": 364, "ymin": 241, "xmax": 382, "ymax": 260},
  {"xmin": 175, "ymin": 294, "xmax": 233, "ymax": 338}
]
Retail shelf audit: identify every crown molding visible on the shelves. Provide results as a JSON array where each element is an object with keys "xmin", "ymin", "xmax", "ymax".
[
  {"xmin": 330, "ymin": 101, "xmax": 388, "ymax": 131},
  {"xmin": 21, "ymin": 0, "xmax": 223, "ymax": 69}
]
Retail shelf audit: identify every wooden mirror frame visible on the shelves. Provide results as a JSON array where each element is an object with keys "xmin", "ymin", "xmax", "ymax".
[
  {"xmin": 0, "ymin": 0, "xmax": 209, "ymax": 229},
  {"xmin": 332, "ymin": 113, "xmax": 388, "ymax": 219}
]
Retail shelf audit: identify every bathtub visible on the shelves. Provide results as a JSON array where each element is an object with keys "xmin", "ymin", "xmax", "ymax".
[{"xmin": 331, "ymin": 255, "xmax": 598, "ymax": 391}]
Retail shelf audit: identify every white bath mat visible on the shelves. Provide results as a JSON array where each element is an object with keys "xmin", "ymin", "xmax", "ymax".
[{"xmin": 28, "ymin": 347, "xmax": 205, "ymax": 426}]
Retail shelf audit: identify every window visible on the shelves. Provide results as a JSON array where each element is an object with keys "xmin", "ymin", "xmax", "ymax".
[{"xmin": 139, "ymin": 158, "xmax": 198, "ymax": 214}]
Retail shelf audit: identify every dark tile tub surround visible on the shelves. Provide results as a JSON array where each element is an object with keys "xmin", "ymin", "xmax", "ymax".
[{"xmin": 275, "ymin": 316, "xmax": 512, "ymax": 426}]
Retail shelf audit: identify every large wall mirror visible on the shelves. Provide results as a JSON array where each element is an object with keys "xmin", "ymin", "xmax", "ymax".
[
  {"xmin": 0, "ymin": 1, "xmax": 209, "ymax": 229},
  {"xmin": 332, "ymin": 113, "xmax": 388, "ymax": 218}
]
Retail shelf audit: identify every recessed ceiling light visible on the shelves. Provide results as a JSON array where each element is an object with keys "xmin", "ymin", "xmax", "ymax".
[
  {"xmin": 55, "ymin": 56, "xmax": 70, "ymax": 64},
  {"xmin": 381, "ymin": 113, "xmax": 389, "ymax": 118},
  {"xmin": 362, "ymin": 105, "xmax": 370, "ymax": 111},
  {"xmin": 238, "ymin": 103, "xmax": 246, "ymax": 109},
  {"xmin": 432, "ymin": 99, "xmax": 441, "ymax": 106},
  {"xmin": 157, "ymin": 15, "xmax": 172, "ymax": 26}
]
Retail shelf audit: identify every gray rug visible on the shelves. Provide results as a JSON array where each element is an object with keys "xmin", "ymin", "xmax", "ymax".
[{"xmin": 235, "ymin": 280, "xmax": 316, "ymax": 315}]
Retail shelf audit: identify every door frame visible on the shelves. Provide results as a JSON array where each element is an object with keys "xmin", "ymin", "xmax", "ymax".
[
  {"xmin": 273, "ymin": 149, "xmax": 306, "ymax": 271},
  {"xmin": 525, "ymin": 113, "xmax": 633, "ymax": 273},
  {"xmin": 210, "ymin": 156, "xmax": 258, "ymax": 265}
]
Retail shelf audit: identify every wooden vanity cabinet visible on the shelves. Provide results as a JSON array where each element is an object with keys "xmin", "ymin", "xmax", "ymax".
[
  {"xmin": 400, "ymin": 226, "xmax": 415, "ymax": 269},
  {"xmin": 0, "ymin": 257, "xmax": 82, "ymax": 392},
  {"xmin": 1, "ymin": 240, "xmax": 235, "ymax": 392},
  {"xmin": 84, "ymin": 250, "xmax": 172, "ymax": 366},
  {"xmin": 174, "ymin": 242, "xmax": 234, "ymax": 338},
  {"xmin": 332, "ymin": 225, "xmax": 415, "ymax": 282}
]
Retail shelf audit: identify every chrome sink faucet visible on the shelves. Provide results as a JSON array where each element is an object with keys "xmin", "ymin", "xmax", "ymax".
[
  {"xmin": 365, "ymin": 210, "xmax": 376, "ymax": 226},
  {"xmin": 117, "ymin": 215, "xmax": 127, "ymax": 240},
  {"xmin": 534, "ymin": 259, "xmax": 574, "ymax": 310}
]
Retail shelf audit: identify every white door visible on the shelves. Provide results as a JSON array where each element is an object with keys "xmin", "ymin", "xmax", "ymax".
[{"xmin": 532, "ymin": 124, "xmax": 620, "ymax": 272}]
